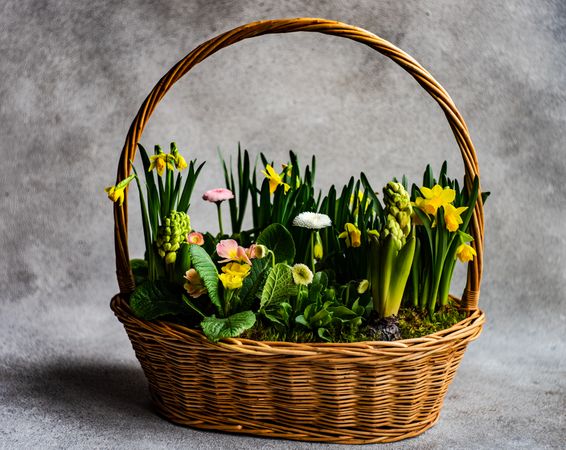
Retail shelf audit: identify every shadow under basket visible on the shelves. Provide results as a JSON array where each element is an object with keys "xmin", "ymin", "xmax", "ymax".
[
  {"xmin": 111, "ymin": 294, "xmax": 484, "ymax": 444},
  {"xmin": 110, "ymin": 18, "xmax": 487, "ymax": 445}
]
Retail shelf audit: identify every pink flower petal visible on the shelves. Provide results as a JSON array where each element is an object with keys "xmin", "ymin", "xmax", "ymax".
[{"xmin": 202, "ymin": 188, "xmax": 234, "ymax": 203}]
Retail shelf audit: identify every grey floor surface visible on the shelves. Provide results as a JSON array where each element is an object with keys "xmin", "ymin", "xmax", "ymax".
[{"xmin": 1, "ymin": 1, "xmax": 565, "ymax": 449}]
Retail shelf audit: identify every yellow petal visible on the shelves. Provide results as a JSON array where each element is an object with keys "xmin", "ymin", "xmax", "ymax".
[
  {"xmin": 440, "ymin": 188, "xmax": 456, "ymax": 204},
  {"xmin": 420, "ymin": 186, "xmax": 433, "ymax": 199}
]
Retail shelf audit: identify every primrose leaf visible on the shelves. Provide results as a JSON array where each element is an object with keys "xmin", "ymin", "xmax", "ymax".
[
  {"xmin": 130, "ymin": 280, "xmax": 185, "ymax": 320},
  {"xmin": 189, "ymin": 244, "xmax": 221, "ymax": 314},
  {"xmin": 238, "ymin": 258, "xmax": 269, "ymax": 311},
  {"xmin": 260, "ymin": 263, "xmax": 297, "ymax": 310},
  {"xmin": 200, "ymin": 311, "xmax": 256, "ymax": 342},
  {"xmin": 256, "ymin": 223, "xmax": 296, "ymax": 264}
]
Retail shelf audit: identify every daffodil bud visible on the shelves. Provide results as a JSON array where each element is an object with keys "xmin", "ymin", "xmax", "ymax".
[{"xmin": 313, "ymin": 231, "xmax": 324, "ymax": 259}]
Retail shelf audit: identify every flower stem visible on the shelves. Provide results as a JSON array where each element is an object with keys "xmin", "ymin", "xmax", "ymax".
[
  {"xmin": 309, "ymin": 232, "xmax": 315, "ymax": 273},
  {"xmin": 216, "ymin": 203, "xmax": 224, "ymax": 236}
]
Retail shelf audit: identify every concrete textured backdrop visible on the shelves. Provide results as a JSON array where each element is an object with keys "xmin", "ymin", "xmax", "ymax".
[{"xmin": 1, "ymin": 0, "xmax": 565, "ymax": 448}]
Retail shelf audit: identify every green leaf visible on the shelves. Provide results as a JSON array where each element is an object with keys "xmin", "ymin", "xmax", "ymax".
[
  {"xmin": 130, "ymin": 281, "xmax": 185, "ymax": 320},
  {"xmin": 329, "ymin": 305, "xmax": 359, "ymax": 322},
  {"xmin": 200, "ymin": 311, "xmax": 256, "ymax": 342},
  {"xmin": 174, "ymin": 243, "xmax": 191, "ymax": 283},
  {"xmin": 258, "ymin": 179, "xmax": 272, "ymax": 229},
  {"xmin": 189, "ymin": 244, "xmax": 221, "ymax": 314},
  {"xmin": 130, "ymin": 259, "xmax": 148, "ymax": 286},
  {"xmin": 460, "ymin": 176, "xmax": 480, "ymax": 233},
  {"xmin": 238, "ymin": 257, "xmax": 269, "ymax": 311},
  {"xmin": 182, "ymin": 295, "xmax": 206, "ymax": 318},
  {"xmin": 260, "ymin": 263, "xmax": 297, "ymax": 310},
  {"xmin": 256, "ymin": 223, "xmax": 296, "ymax": 263}
]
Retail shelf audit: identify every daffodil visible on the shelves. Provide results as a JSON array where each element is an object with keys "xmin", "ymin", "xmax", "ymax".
[
  {"xmin": 350, "ymin": 191, "xmax": 370, "ymax": 216},
  {"xmin": 443, "ymin": 204, "xmax": 467, "ymax": 232},
  {"xmin": 261, "ymin": 164, "xmax": 290, "ymax": 194},
  {"xmin": 170, "ymin": 142, "xmax": 188, "ymax": 170},
  {"xmin": 368, "ymin": 229, "xmax": 380, "ymax": 238},
  {"xmin": 339, "ymin": 222, "xmax": 362, "ymax": 248},
  {"xmin": 104, "ymin": 174, "xmax": 136, "ymax": 206},
  {"xmin": 148, "ymin": 149, "xmax": 174, "ymax": 176},
  {"xmin": 455, "ymin": 243, "xmax": 476, "ymax": 262},
  {"xmin": 414, "ymin": 184, "xmax": 456, "ymax": 216}
]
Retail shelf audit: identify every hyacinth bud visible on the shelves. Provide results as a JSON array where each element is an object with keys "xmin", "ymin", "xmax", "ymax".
[
  {"xmin": 382, "ymin": 181, "xmax": 412, "ymax": 242},
  {"xmin": 383, "ymin": 215, "xmax": 405, "ymax": 250},
  {"xmin": 156, "ymin": 210, "xmax": 191, "ymax": 264}
]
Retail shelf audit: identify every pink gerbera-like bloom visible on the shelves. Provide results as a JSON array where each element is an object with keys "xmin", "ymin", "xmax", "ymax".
[
  {"xmin": 187, "ymin": 231, "xmax": 204, "ymax": 246},
  {"xmin": 184, "ymin": 268, "xmax": 207, "ymax": 298},
  {"xmin": 202, "ymin": 188, "xmax": 234, "ymax": 204},
  {"xmin": 216, "ymin": 239, "xmax": 252, "ymax": 265}
]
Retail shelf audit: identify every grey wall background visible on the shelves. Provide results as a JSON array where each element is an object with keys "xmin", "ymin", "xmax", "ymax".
[{"xmin": 1, "ymin": 1, "xmax": 564, "ymax": 448}]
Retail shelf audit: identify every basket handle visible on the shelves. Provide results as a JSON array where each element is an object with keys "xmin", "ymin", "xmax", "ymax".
[{"xmin": 113, "ymin": 18, "xmax": 484, "ymax": 311}]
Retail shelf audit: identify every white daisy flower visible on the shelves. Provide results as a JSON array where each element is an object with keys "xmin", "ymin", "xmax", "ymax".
[{"xmin": 292, "ymin": 212, "xmax": 332, "ymax": 230}]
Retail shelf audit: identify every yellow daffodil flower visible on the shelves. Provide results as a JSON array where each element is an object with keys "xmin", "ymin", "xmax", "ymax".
[
  {"xmin": 455, "ymin": 243, "xmax": 476, "ymax": 262},
  {"xmin": 444, "ymin": 204, "xmax": 467, "ymax": 232},
  {"xmin": 368, "ymin": 229, "xmax": 380, "ymax": 238},
  {"xmin": 104, "ymin": 174, "xmax": 135, "ymax": 206},
  {"xmin": 350, "ymin": 191, "xmax": 370, "ymax": 215},
  {"xmin": 218, "ymin": 273, "xmax": 244, "ymax": 290},
  {"xmin": 339, "ymin": 222, "xmax": 362, "ymax": 248},
  {"xmin": 149, "ymin": 153, "xmax": 174, "ymax": 177},
  {"xmin": 173, "ymin": 153, "xmax": 187, "ymax": 170},
  {"xmin": 414, "ymin": 184, "xmax": 456, "ymax": 215},
  {"xmin": 261, "ymin": 164, "xmax": 291, "ymax": 194},
  {"xmin": 170, "ymin": 143, "xmax": 188, "ymax": 170}
]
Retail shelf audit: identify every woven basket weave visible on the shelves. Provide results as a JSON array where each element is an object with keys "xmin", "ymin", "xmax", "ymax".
[{"xmin": 110, "ymin": 18, "xmax": 486, "ymax": 444}]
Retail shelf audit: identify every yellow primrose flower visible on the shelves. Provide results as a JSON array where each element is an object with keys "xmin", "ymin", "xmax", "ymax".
[
  {"xmin": 149, "ymin": 153, "xmax": 174, "ymax": 177},
  {"xmin": 261, "ymin": 164, "xmax": 291, "ymax": 194},
  {"xmin": 218, "ymin": 273, "xmax": 244, "ymax": 290},
  {"xmin": 414, "ymin": 184, "xmax": 456, "ymax": 215},
  {"xmin": 104, "ymin": 174, "xmax": 135, "ymax": 206},
  {"xmin": 221, "ymin": 262, "xmax": 251, "ymax": 278},
  {"xmin": 339, "ymin": 222, "xmax": 362, "ymax": 248},
  {"xmin": 455, "ymin": 243, "xmax": 476, "ymax": 262},
  {"xmin": 444, "ymin": 204, "xmax": 468, "ymax": 232}
]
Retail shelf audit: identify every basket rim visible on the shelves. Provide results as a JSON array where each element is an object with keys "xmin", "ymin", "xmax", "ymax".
[{"xmin": 111, "ymin": 293, "xmax": 485, "ymax": 357}]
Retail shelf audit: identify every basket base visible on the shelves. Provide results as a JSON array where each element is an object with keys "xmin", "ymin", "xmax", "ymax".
[
  {"xmin": 149, "ymin": 386, "xmax": 441, "ymax": 444},
  {"xmin": 111, "ymin": 294, "xmax": 484, "ymax": 445}
]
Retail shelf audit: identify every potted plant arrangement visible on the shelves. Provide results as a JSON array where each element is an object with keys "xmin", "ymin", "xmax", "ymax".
[{"xmin": 108, "ymin": 18, "xmax": 486, "ymax": 444}]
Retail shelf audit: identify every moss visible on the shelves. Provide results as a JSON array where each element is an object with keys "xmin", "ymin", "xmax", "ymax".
[
  {"xmin": 398, "ymin": 301, "xmax": 467, "ymax": 339},
  {"xmin": 242, "ymin": 300, "xmax": 466, "ymax": 343}
]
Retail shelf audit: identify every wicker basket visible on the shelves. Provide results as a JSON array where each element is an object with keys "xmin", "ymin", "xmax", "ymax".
[{"xmin": 110, "ymin": 18, "xmax": 486, "ymax": 444}]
